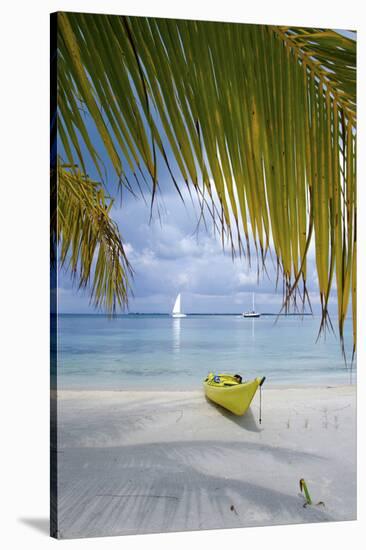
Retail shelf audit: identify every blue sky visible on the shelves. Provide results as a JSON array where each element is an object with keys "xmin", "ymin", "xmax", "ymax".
[{"xmin": 57, "ymin": 22, "xmax": 348, "ymax": 316}]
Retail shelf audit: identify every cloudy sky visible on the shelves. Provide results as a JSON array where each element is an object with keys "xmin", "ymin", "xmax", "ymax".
[{"xmin": 58, "ymin": 172, "xmax": 338, "ymax": 315}]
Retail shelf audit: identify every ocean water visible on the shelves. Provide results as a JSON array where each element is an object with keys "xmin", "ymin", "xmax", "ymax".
[{"xmin": 54, "ymin": 314, "xmax": 355, "ymax": 390}]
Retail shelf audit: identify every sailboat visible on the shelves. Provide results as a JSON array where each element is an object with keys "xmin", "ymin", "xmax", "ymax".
[
  {"xmin": 172, "ymin": 293, "xmax": 187, "ymax": 318},
  {"xmin": 243, "ymin": 293, "xmax": 260, "ymax": 318}
]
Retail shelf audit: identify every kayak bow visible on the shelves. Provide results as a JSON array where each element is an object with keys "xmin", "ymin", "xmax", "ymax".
[{"xmin": 203, "ymin": 373, "xmax": 265, "ymax": 416}]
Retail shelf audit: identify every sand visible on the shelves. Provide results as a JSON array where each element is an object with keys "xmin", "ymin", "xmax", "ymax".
[{"xmin": 54, "ymin": 385, "xmax": 356, "ymax": 539}]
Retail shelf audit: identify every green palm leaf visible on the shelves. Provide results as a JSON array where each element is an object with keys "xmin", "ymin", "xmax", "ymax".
[
  {"xmin": 55, "ymin": 12, "xmax": 356, "ymax": 351},
  {"xmin": 52, "ymin": 163, "xmax": 132, "ymax": 312}
]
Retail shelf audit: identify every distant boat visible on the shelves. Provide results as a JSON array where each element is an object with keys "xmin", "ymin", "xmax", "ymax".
[
  {"xmin": 243, "ymin": 293, "xmax": 261, "ymax": 318},
  {"xmin": 172, "ymin": 293, "xmax": 187, "ymax": 318}
]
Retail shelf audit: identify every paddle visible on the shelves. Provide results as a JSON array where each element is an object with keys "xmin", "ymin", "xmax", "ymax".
[{"xmin": 259, "ymin": 376, "xmax": 266, "ymax": 424}]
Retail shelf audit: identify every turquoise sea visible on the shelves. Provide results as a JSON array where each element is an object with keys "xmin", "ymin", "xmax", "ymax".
[{"xmin": 54, "ymin": 314, "xmax": 355, "ymax": 390}]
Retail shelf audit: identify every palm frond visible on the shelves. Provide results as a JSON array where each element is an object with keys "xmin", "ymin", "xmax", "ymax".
[
  {"xmin": 52, "ymin": 163, "xmax": 132, "ymax": 312},
  {"xmin": 56, "ymin": 12, "xmax": 356, "ymax": 350}
]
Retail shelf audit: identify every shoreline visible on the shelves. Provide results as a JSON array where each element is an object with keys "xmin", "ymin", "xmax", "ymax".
[
  {"xmin": 56, "ymin": 385, "xmax": 356, "ymax": 538},
  {"xmin": 54, "ymin": 381, "xmax": 357, "ymax": 396}
]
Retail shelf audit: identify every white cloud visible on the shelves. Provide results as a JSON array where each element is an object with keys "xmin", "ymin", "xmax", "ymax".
[
  {"xmin": 124, "ymin": 242, "xmax": 134, "ymax": 255},
  {"xmin": 236, "ymin": 271, "xmax": 258, "ymax": 287},
  {"xmin": 58, "ymin": 178, "xmax": 337, "ymax": 316}
]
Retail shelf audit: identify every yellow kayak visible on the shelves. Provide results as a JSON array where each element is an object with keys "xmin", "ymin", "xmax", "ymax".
[{"xmin": 203, "ymin": 373, "xmax": 265, "ymax": 416}]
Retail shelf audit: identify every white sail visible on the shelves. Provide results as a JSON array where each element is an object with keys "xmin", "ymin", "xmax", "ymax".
[
  {"xmin": 172, "ymin": 293, "xmax": 181, "ymax": 315},
  {"xmin": 172, "ymin": 293, "xmax": 187, "ymax": 318}
]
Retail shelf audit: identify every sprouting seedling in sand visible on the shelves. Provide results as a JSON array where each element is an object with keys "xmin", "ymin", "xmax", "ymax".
[
  {"xmin": 299, "ymin": 479, "xmax": 325, "ymax": 508},
  {"xmin": 299, "ymin": 479, "xmax": 312, "ymax": 506}
]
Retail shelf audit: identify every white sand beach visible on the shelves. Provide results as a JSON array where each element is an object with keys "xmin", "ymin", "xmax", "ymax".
[{"xmin": 54, "ymin": 385, "xmax": 356, "ymax": 539}]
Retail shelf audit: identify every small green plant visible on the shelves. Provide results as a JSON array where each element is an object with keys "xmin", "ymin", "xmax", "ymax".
[
  {"xmin": 299, "ymin": 479, "xmax": 325, "ymax": 508},
  {"xmin": 300, "ymin": 478, "xmax": 312, "ymax": 506}
]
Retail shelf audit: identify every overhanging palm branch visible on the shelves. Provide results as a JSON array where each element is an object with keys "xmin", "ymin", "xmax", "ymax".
[
  {"xmin": 56, "ymin": 12, "xmax": 356, "ymax": 352},
  {"xmin": 51, "ymin": 164, "xmax": 132, "ymax": 311}
]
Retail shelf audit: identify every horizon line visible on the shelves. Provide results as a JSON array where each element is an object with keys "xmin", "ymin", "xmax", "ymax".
[{"xmin": 55, "ymin": 312, "xmax": 317, "ymax": 316}]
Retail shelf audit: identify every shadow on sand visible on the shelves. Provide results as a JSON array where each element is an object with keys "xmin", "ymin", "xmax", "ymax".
[
  {"xmin": 56, "ymin": 440, "xmax": 332, "ymax": 538},
  {"xmin": 204, "ymin": 397, "xmax": 262, "ymax": 432}
]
